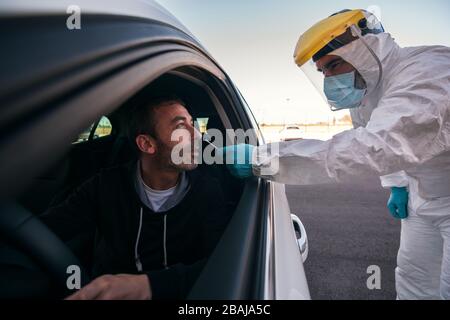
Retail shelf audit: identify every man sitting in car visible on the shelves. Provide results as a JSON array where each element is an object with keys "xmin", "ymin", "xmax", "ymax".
[{"xmin": 40, "ymin": 95, "xmax": 230, "ymax": 300}]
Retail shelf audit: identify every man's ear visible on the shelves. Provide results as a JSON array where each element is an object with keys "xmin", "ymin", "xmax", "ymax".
[{"xmin": 135, "ymin": 134, "xmax": 157, "ymax": 155}]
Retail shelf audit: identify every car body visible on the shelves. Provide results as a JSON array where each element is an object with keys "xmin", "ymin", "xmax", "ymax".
[
  {"xmin": 279, "ymin": 125, "xmax": 304, "ymax": 142},
  {"xmin": 0, "ymin": 0, "xmax": 310, "ymax": 300}
]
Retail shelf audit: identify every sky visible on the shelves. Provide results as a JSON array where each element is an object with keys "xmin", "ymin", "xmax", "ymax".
[{"xmin": 157, "ymin": 0, "xmax": 450, "ymax": 124}]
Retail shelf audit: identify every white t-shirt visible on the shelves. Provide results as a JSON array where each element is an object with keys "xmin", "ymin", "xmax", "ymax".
[
  {"xmin": 141, "ymin": 182, "xmax": 177, "ymax": 212},
  {"xmin": 135, "ymin": 162, "xmax": 190, "ymax": 213}
]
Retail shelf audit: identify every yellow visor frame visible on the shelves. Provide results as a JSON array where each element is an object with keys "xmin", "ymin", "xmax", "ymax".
[{"xmin": 294, "ymin": 9, "xmax": 366, "ymax": 67}]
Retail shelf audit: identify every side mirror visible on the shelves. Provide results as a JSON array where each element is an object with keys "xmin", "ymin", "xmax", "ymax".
[{"xmin": 291, "ymin": 214, "xmax": 309, "ymax": 263}]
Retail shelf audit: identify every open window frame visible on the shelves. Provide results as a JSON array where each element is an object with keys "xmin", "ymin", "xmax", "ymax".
[{"xmin": 0, "ymin": 13, "xmax": 274, "ymax": 300}]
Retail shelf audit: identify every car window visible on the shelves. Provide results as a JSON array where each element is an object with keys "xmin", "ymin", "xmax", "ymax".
[
  {"xmin": 93, "ymin": 116, "xmax": 112, "ymax": 140},
  {"xmin": 195, "ymin": 117, "xmax": 209, "ymax": 134},
  {"xmin": 235, "ymin": 88, "xmax": 264, "ymax": 145},
  {"xmin": 73, "ymin": 116, "xmax": 112, "ymax": 144}
]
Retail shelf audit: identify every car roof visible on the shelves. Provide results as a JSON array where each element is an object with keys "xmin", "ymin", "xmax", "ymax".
[{"xmin": 0, "ymin": 0, "xmax": 195, "ymax": 39}]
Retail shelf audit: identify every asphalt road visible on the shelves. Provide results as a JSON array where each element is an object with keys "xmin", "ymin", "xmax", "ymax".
[{"xmin": 286, "ymin": 176, "xmax": 401, "ymax": 300}]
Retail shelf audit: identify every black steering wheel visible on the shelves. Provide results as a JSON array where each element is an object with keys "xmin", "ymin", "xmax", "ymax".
[{"xmin": 0, "ymin": 202, "xmax": 90, "ymax": 298}]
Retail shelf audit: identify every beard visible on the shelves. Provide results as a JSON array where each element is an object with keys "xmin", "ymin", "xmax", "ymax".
[{"xmin": 156, "ymin": 138, "xmax": 199, "ymax": 172}]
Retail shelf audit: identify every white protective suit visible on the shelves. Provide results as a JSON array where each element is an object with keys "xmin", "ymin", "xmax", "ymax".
[{"xmin": 253, "ymin": 33, "xmax": 450, "ymax": 299}]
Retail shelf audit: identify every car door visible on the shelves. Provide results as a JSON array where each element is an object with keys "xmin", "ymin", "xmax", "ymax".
[
  {"xmin": 0, "ymin": 6, "xmax": 234, "ymax": 295},
  {"xmin": 188, "ymin": 86, "xmax": 310, "ymax": 300},
  {"xmin": 239, "ymin": 88, "xmax": 310, "ymax": 300},
  {"xmin": 0, "ymin": 3, "xmax": 310, "ymax": 300}
]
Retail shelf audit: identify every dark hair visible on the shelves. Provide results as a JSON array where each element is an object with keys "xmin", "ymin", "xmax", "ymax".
[{"xmin": 127, "ymin": 94, "xmax": 186, "ymax": 150}]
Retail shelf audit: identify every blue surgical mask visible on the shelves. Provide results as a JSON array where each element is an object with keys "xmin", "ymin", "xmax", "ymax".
[{"xmin": 323, "ymin": 71, "xmax": 366, "ymax": 111}]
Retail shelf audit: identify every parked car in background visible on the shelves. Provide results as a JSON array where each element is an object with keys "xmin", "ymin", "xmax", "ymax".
[
  {"xmin": 280, "ymin": 125, "xmax": 304, "ymax": 142},
  {"xmin": 0, "ymin": 0, "xmax": 310, "ymax": 300}
]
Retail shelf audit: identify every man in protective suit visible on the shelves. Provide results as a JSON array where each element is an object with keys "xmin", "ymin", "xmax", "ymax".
[{"xmin": 221, "ymin": 9, "xmax": 450, "ymax": 300}]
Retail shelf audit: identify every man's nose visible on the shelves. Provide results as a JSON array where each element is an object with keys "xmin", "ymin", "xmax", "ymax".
[{"xmin": 324, "ymin": 69, "xmax": 334, "ymax": 77}]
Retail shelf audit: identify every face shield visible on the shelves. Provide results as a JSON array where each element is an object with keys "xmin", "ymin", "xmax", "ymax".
[{"xmin": 294, "ymin": 10, "xmax": 384, "ymax": 111}]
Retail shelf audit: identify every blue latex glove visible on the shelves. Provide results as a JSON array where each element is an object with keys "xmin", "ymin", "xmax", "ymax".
[
  {"xmin": 387, "ymin": 187, "xmax": 409, "ymax": 219},
  {"xmin": 219, "ymin": 144, "xmax": 255, "ymax": 179}
]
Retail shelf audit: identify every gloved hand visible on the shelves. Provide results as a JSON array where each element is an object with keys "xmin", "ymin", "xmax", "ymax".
[
  {"xmin": 218, "ymin": 144, "xmax": 255, "ymax": 179},
  {"xmin": 387, "ymin": 187, "xmax": 409, "ymax": 219}
]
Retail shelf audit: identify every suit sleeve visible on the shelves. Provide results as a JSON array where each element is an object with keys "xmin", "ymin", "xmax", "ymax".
[
  {"xmin": 380, "ymin": 171, "xmax": 409, "ymax": 189},
  {"xmin": 253, "ymin": 78, "xmax": 450, "ymax": 186}
]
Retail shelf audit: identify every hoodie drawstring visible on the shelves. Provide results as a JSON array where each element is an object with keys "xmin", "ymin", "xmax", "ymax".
[
  {"xmin": 163, "ymin": 215, "xmax": 168, "ymax": 269},
  {"xmin": 135, "ymin": 207, "xmax": 143, "ymax": 272},
  {"xmin": 135, "ymin": 207, "xmax": 169, "ymax": 272}
]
